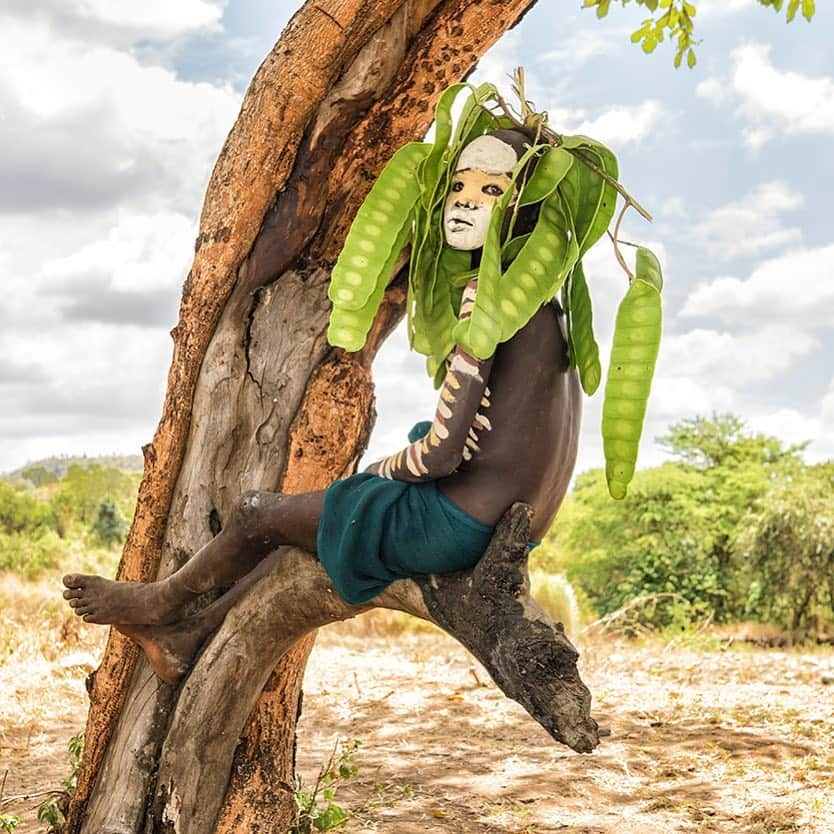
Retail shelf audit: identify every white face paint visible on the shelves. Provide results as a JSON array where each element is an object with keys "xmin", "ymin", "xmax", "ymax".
[{"xmin": 443, "ymin": 135, "xmax": 517, "ymax": 251}]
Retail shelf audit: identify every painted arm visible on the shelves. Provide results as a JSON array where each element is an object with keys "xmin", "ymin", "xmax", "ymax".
[{"xmin": 366, "ymin": 278, "xmax": 494, "ymax": 482}]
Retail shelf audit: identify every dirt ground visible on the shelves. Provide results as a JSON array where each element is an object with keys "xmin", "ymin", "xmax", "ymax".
[{"xmin": 2, "ymin": 577, "xmax": 833, "ymax": 833}]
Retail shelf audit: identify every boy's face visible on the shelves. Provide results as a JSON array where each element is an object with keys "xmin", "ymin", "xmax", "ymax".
[{"xmin": 443, "ymin": 168, "xmax": 512, "ymax": 251}]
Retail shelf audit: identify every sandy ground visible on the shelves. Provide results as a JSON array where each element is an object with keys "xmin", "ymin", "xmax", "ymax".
[{"xmin": 2, "ymin": 579, "xmax": 834, "ymax": 833}]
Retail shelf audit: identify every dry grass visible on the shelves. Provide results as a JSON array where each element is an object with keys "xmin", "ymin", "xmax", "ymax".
[{"xmin": 2, "ymin": 576, "xmax": 834, "ymax": 833}]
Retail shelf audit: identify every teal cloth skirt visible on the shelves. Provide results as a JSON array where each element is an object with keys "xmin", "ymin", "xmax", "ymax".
[{"xmin": 316, "ymin": 473, "xmax": 494, "ymax": 605}]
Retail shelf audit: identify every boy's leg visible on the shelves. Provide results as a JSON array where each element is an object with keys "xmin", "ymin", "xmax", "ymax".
[
  {"xmin": 62, "ymin": 488, "xmax": 327, "ymax": 626},
  {"xmin": 115, "ymin": 546, "xmax": 291, "ymax": 684}
]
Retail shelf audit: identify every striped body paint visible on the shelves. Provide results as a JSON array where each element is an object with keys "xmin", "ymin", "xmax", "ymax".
[{"xmin": 372, "ymin": 278, "xmax": 494, "ymax": 482}]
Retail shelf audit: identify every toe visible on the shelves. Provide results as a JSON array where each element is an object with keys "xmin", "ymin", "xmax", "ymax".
[
  {"xmin": 63, "ymin": 573, "xmax": 85, "ymax": 588},
  {"xmin": 68, "ymin": 598, "xmax": 81, "ymax": 608},
  {"xmin": 63, "ymin": 588, "xmax": 83, "ymax": 600}
]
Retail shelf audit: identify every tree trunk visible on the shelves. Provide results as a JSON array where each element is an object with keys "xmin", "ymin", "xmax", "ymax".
[{"xmin": 61, "ymin": 2, "xmax": 599, "ymax": 832}]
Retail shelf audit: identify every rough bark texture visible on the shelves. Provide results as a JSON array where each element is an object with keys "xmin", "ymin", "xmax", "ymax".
[
  {"xmin": 62, "ymin": 1, "xmax": 574, "ymax": 832},
  {"xmin": 151, "ymin": 505, "xmax": 597, "ymax": 834}
]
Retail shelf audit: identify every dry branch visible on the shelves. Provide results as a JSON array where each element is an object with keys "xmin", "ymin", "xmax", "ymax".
[{"xmin": 152, "ymin": 504, "xmax": 597, "ymax": 834}]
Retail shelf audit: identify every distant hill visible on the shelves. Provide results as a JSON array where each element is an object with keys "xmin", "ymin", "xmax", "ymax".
[{"xmin": 3, "ymin": 453, "xmax": 145, "ymax": 484}]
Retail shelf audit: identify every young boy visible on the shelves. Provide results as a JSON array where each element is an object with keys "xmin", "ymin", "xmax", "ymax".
[{"xmin": 62, "ymin": 130, "xmax": 582, "ymax": 681}]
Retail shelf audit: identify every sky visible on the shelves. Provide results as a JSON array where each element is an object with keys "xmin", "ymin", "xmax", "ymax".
[{"xmin": 0, "ymin": 0, "xmax": 832, "ymax": 477}]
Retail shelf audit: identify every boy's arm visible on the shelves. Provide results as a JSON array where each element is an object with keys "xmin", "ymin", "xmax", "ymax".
[{"xmin": 366, "ymin": 278, "xmax": 493, "ymax": 483}]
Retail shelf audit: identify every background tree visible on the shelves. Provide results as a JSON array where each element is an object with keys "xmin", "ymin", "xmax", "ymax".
[
  {"xmin": 61, "ymin": 2, "xmax": 818, "ymax": 833},
  {"xmin": 542, "ymin": 414, "xmax": 830, "ymax": 632}
]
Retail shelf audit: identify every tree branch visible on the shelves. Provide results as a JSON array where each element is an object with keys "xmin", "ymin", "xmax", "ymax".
[{"xmin": 152, "ymin": 504, "xmax": 598, "ymax": 834}]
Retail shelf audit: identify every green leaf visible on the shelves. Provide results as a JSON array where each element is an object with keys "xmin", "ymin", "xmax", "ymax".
[
  {"xmin": 687, "ymin": 47, "xmax": 697, "ymax": 68},
  {"xmin": 568, "ymin": 261, "xmax": 602, "ymax": 396},
  {"xmin": 801, "ymin": 0, "xmax": 815, "ymax": 20},
  {"xmin": 787, "ymin": 0, "xmax": 800, "ymax": 21},
  {"xmin": 558, "ymin": 136, "xmax": 619, "ymax": 258},
  {"xmin": 517, "ymin": 146, "xmax": 574, "ymax": 207},
  {"xmin": 328, "ymin": 141, "xmax": 431, "ymax": 352}
]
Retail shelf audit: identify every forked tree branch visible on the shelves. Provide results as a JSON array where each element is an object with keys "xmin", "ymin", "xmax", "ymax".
[{"xmin": 150, "ymin": 504, "xmax": 598, "ymax": 834}]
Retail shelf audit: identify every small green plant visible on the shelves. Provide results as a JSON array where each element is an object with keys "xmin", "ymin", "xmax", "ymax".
[
  {"xmin": 291, "ymin": 739, "xmax": 361, "ymax": 834},
  {"xmin": 37, "ymin": 732, "xmax": 84, "ymax": 832},
  {"xmin": 0, "ymin": 814, "xmax": 20, "ymax": 833}
]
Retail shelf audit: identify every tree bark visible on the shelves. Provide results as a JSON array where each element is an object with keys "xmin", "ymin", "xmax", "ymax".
[{"xmin": 59, "ymin": 2, "xmax": 599, "ymax": 832}]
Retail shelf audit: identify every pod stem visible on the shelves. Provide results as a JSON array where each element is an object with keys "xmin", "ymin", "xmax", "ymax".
[
  {"xmin": 609, "ymin": 199, "xmax": 636, "ymax": 282},
  {"xmin": 496, "ymin": 68, "xmax": 654, "ymax": 223}
]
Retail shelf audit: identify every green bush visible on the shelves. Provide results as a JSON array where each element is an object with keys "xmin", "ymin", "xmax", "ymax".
[
  {"xmin": 546, "ymin": 414, "xmax": 820, "ymax": 631},
  {"xmin": 50, "ymin": 464, "xmax": 138, "ymax": 526},
  {"xmin": 734, "ymin": 464, "xmax": 834, "ymax": 634},
  {"xmin": 0, "ymin": 530, "xmax": 70, "ymax": 579},
  {"xmin": 0, "ymin": 481, "xmax": 53, "ymax": 534}
]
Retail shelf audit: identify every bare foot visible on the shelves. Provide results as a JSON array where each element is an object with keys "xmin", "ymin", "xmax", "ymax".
[
  {"xmin": 62, "ymin": 573, "xmax": 183, "ymax": 625},
  {"xmin": 114, "ymin": 620, "xmax": 209, "ymax": 685}
]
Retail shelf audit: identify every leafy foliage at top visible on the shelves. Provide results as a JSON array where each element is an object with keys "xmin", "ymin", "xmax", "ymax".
[
  {"xmin": 329, "ymin": 78, "xmax": 663, "ymax": 498},
  {"xmin": 584, "ymin": 0, "xmax": 816, "ymax": 67}
]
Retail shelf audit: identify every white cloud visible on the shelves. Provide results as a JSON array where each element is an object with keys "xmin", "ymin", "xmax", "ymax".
[
  {"xmin": 681, "ymin": 243, "xmax": 834, "ymax": 327},
  {"xmin": 564, "ymin": 100, "xmax": 663, "ymax": 146},
  {"xmin": 75, "ymin": 0, "xmax": 224, "ymax": 37},
  {"xmin": 0, "ymin": 10, "xmax": 239, "ymax": 471},
  {"xmin": 749, "ymin": 376, "xmax": 834, "ymax": 463},
  {"xmin": 733, "ymin": 44, "xmax": 834, "ymax": 135},
  {"xmin": 690, "ymin": 181, "xmax": 803, "ymax": 261},
  {"xmin": 41, "ymin": 211, "xmax": 195, "ymax": 295},
  {"xmin": 658, "ymin": 326, "xmax": 818, "ymax": 389},
  {"xmin": 0, "ymin": 14, "xmax": 240, "ymax": 214},
  {"xmin": 698, "ymin": 44, "xmax": 834, "ymax": 147},
  {"xmin": 741, "ymin": 126, "xmax": 773, "ymax": 150},
  {"xmin": 538, "ymin": 28, "xmax": 619, "ymax": 67},
  {"xmin": 695, "ymin": 77, "xmax": 728, "ymax": 105},
  {"xmin": 0, "ymin": 0, "xmax": 224, "ymax": 42},
  {"xmin": 696, "ymin": 0, "xmax": 756, "ymax": 16}
]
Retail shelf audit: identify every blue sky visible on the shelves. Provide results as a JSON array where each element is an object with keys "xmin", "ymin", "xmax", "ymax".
[{"xmin": 0, "ymin": 0, "xmax": 832, "ymax": 475}]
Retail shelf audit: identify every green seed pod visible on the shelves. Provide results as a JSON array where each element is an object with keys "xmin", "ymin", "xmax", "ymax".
[
  {"xmin": 501, "ymin": 233, "xmax": 531, "ymax": 266},
  {"xmin": 517, "ymin": 147, "xmax": 574, "ymax": 207},
  {"xmin": 328, "ymin": 142, "xmax": 428, "ymax": 314},
  {"xmin": 450, "ymin": 214, "xmax": 501, "ymax": 357},
  {"xmin": 558, "ymin": 135, "xmax": 619, "ymax": 258},
  {"xmin": 498, "ymin": 191, "xmax": 579, "ymax": 345},
  {"xmin": 451, "ymin": 82, "xmax": 500, "ymax": 149},
  {"xmin": 327, "ymin": 216, "xmax": 414, "ymax": 352},
  {"xmin": 567, "ymin": 261, "xmax": 601, "ymax": 396},
  {"xmin": 601, "ymin": 248, "xmax": 663, "ymax": 499},
  {"xmin": 419, "ymin": 83, "xmax": 468, "ymax": 209}
]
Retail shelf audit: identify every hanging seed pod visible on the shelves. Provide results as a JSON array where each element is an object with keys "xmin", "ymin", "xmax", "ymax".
[
  {"xmin": 568, "ymin": 261, "xmax": 601, "ymax": 395},
  {"xmin": 517, "ymin": 146, "xmax": 574, "ymax": 207},
  {"xmin": 327, "ymin": 140, "xmax": 429, "ymax": 346},
  {"xmin": 497, "ymin": 190, "xmax": 579, "ymax": 345},
  {"xmin": 419, "ymin": 83, "xmax": 468, "ymax": 209},
  {"xmin": 327, "ymin": 217, "xmax": 414, "ymax": 352},
  {"xmin": 559, "ymin": 135, "xmax": 619, "ymax": 258},
  {"xmin": 601, "ymin": 247, "xmax": 663, "ymax": 499}
]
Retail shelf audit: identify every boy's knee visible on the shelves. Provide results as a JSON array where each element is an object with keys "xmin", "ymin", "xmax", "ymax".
[{"xmin": 233, "ymin": 490, "xmax": 270, "ymax": 529}]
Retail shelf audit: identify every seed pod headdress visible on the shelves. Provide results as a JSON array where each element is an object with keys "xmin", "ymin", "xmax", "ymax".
[{"xmin": 327, "ymin": 71, "xmax": 663, "ymax": 500}]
